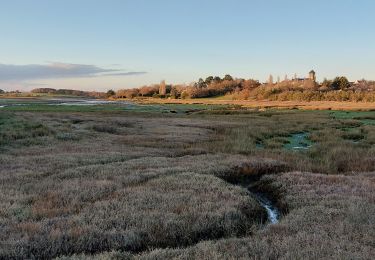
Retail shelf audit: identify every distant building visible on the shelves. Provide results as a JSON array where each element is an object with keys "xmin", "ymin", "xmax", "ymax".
[
  {"xmin": 288, "ymin": 70, "xmax": 316, "ymax": 83},
  {"xmin": 277, "ymin": 70, "xmax": 317, "ymax": 89},
  {"xmin": 309, "ymin": 70, "xmax": 316, "ymax": 82}
]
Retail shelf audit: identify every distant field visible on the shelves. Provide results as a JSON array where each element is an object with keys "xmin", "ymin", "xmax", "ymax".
[{"xmin": 0, "ymin": 98, "xmax": 374, "ymax": 259}]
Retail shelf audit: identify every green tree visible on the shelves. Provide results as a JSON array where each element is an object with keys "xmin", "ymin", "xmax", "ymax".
[
  {"xmin": 196, "ymin": 78, "xmax": 206, "ymax": 88},
  {"xmin": 331, "ymin": 77, "xmax": 350, "ymax": 90},
  {"xmin": 205, "ymin": 76, "xmax": 214, "ymax": 85},
  {"xmin": 213, "ymin": 76, "xmax": 222, "ymax": 83},
  {"xmin": 106, "ymin": 89, "xmax": 116, "ymax": 97},
  {"xmin": 223, "ymin": 74, "xmax": 233, "ymax": 81}
]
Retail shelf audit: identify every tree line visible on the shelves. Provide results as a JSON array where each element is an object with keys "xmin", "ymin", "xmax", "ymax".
[
  {"xmin": 111, "ymin": 75, "xmax": 375, "ymax": 102},
  {"xmin": 113, "ymin": 75, "xmax": 260, "ymax": 99},
  {"xmin": 28, "ymin": 88, "xmax": 107, "ymax": 98},
  {"xmin": 13, "ymin": 75, "xmax": 375, "ymax": 102}
]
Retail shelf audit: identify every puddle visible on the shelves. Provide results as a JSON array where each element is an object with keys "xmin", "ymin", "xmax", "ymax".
[
  {"xmin": 256, "ymin": 141, "xmax": 264, "ymax": 149},
  {"xmin": 284, "ymin": 133, "xmax": 312, "ymax": 150}
]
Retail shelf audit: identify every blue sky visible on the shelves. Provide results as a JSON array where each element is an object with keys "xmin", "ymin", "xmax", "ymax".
[{"xmin": 0, "ymin": 0, "xmax": 374, "ymax": 91}]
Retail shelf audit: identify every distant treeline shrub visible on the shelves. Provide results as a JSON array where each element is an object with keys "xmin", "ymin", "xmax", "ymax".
[
  {"xmin": 31, "ymin": 88, "xmax": 57, "ymax": 94},
  {"xmin": 115, "ymin": 75, "xmax": 261, "ymax": 99},
  {"xmin": 116, "ymin": 88, "xmax": 140, "ymax": 99},
  {"xmin": 263, "ymin": 90, "xmax": 375, "ymax": 102},
  {"xmin": 113, "ymin": 75, "xmax": 375, "ymax": 102},
  {"xmin": 31, "ymin": 88, "xmax": 106, "ymax": 98}
]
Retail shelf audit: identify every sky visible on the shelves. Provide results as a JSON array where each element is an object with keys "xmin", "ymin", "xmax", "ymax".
[{"xmin": 0, "ymin": 0, "xmax": 374, "ymax": 91}]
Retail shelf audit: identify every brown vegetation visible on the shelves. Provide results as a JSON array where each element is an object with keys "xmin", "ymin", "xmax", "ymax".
[
  {"xmin": 137, "ymin": 98, "xmax": 375, "ymax": 111},
  {"xmin": 113, "ymin": 74, "xmax": 375, "ymax": 103},
  {"xmin": 0, "ymin": 108, "xmax": 374, "ymax": 259}
]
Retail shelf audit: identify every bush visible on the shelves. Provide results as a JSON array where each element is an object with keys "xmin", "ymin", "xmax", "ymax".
[
  {"xmin": 31, "ymin": 88, "xmax": 57, "ymax": 94},
  {"xmin": 116, "ymin": 88, "xmax": 139, "ymax": 99},
  {"xmin": 92, "ymin": 124, "xmax": 118, "ymax": 134}
]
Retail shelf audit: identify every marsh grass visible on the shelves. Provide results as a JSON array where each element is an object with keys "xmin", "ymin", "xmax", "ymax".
[
  {"xmin": 132, "ymin": 172, "xmax": 375, "ymax": 260},
  {"xmin": 0, "ymin": 114, "xmax": 52, "ymax": 147},
  {"xmin": 194, "ymin": 110, "xmax": 375, "ymax": 174},
  {"xmin": 0, "ymin": 107, "xmax": 374, "ymax": 259}
]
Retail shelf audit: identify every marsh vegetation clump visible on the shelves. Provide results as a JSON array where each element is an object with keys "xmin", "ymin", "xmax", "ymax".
[{"xmin": 0, "ymin": 114, "xmax": 52, "ymax": 147}]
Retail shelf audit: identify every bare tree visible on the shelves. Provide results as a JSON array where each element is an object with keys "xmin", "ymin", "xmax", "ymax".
[
  {"xmin": 268, "ymin": 75, "xmax": 274, "ymax": 85},
  {"xmin": 159, "ymin": 80, "xmax": 166, "ymax": 95}
]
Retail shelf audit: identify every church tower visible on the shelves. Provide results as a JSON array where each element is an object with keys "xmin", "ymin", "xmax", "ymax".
[{"xmin": 309, "ymin": 70, "xmax": 316, "ymax": 82}]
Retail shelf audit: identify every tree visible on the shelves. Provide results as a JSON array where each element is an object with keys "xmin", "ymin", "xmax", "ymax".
[
  {"xmin": 321, "ymin": 78, "xmax": 332, "ymax": 90},
  {"xmin": 117, "ymin": 88, "xmax": 139, "ymax": 99},
  {"xmin": 223, "ymin": 74, "xmax": 233, "ymax": 81},
  {"xmin": 106, "ymin": 89, "xmax": 115, "ymax": 97},
  {"xmin": 331, "ymin": 77, "xmax": 350, "ymax": 90},
  {"xmin": 159, "ymin": 80, "xmax": 167, "ymax": 95},
  {"xmin": 0, "ymin": 89, "xmax": 4, "ymax": 94},
  {"xmin": 31, "ymin": 88, "xmax": 56, "ymax": 94},
  {"xmin": 197, "ymin": 78, "xmax": 206, "ymax": 88},
  {"xmin": 139, "ymin": 85, "xmax": 158, "ymax": 97},
  {"xmin": 213, "ymin": 76, "xmax": 222, "ymax": 83},
  {"xmin": 181, "ymin": 91, "xmax": 189, "ymax": 99},
  {"xmin": 205, "ymin": 76, "xmax": 214, "ymax": 85},
  {"xmin": 268, "ymin": 75, "xmax": 274, "ymax": 85},
  {"xmin": 241, "ymin": 79, "xmax": 261, "ymax": 90},
  {"xmin": 170, "ymin": 86, "xmax": 179, "ymax": 99}
]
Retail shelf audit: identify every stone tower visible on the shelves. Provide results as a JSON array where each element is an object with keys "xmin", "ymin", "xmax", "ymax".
[{"xmin": 309, "ymin": 70, "xmax": 316, "ymax": 82}]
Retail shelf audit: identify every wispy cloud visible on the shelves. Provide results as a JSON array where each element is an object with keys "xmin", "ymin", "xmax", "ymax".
[
  {"xmin": 0, "ymin": 62, "xmax": 147, "ymax": 81},
  {"xmin": 102, "ymin": 72, "xmax": 147, "ymax": 77}
]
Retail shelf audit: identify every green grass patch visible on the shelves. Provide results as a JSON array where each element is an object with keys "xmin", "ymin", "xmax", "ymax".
[
  {"xmin": 330, "ymin": 110, "xmax": 375, "ymax": 125},
  {"xmin": 0, "ymin": 114, "xmax": 52, "ymax": 146}
]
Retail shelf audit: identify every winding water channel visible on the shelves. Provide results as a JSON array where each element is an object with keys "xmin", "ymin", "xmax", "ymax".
[
  {"xmin": 252, "ymin": 192, "xmax": 280, "ymax": 224},
  {"xmin": 234, "ymin": 180, "xmax": 281, "ymax": 225}
]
